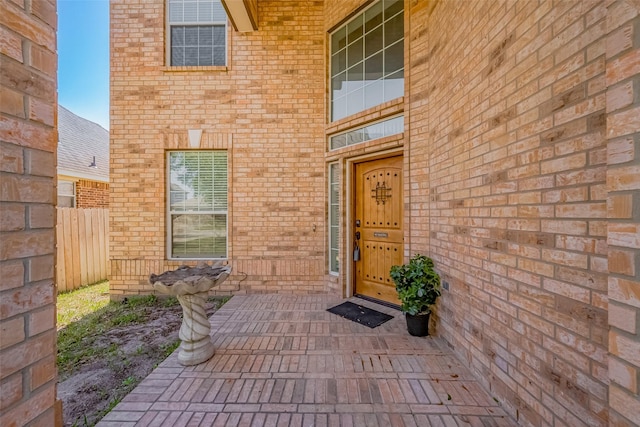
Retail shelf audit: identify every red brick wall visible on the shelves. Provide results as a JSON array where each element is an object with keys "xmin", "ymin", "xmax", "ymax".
[
  {"xmin": 76, "ymin": 180, "xmax": 109, "ymax": 208},
  {"xmin": 0, "ymin": 0, "xmax": 59, "ymax": 425},
  {"xmin": 605, "ymin": 1, "xmax": 640, "ymax": 426}
]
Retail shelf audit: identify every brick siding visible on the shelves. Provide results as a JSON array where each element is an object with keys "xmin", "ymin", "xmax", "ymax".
[
  {"xmin": 110, "ymin": 0, "xmax": 640, "ymax": 425},
  {"xmin": 0, "ymin": 0, "xmax": 59, "ymax": 425},
  {"xmin": 76, "ymin": 179, "xmax": 109, "ymax": 208},
  {"xmin": 110, "ymin": 0, "xmax": 327, "ymax": 297},
  {"xmin": 407, "ymin": 1, "xmax": 611, "ymax": 425},
  {"xmin": 605, "ymin": 1, "xmax": 640, "ymax": 426}
]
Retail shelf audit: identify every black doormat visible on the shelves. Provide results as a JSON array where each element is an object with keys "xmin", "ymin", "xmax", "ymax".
[{"xmin": 327, "ymin": 301, "xmax": 394, "ymax": 328}]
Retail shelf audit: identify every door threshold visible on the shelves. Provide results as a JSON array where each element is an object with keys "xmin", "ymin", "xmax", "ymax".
[{"xmin": 354, "ymin": 294, "xmax": 401, "ymax": 311}]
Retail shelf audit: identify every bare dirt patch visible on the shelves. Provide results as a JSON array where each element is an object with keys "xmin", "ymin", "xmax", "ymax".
[{"xmin": 57, "ymin": 293, "xmax": 226, "ymax": 427}]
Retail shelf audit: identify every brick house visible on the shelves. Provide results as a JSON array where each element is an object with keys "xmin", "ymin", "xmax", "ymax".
[
  {"xmin": 0, "ymin": 0, "xmax": 60, "ymax": 424},
  {"xmin": 57, "ymin": 105, "xmax": 109, "ymax": 208},
  {"xmin": 110, "ymin": 0, "xmax": 639, "ymax": 426}
]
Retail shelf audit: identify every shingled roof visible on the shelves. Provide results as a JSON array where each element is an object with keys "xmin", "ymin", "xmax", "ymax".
[{"xmin": 57, "ymin": 105, "xmax": 109, "ymax": 182}]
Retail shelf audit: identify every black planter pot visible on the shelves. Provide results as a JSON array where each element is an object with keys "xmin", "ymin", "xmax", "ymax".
[{"xmin": 405, "ymin": 312, "xmax": 430, "ymax": 337}]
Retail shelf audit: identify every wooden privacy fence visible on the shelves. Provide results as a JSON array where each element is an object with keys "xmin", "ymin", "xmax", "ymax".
[{"xmin": 56, "ymin": 208, "xmax": 109, "ymax": 293}]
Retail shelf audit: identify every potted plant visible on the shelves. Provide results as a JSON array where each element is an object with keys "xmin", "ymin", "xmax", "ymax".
[{"xmin": 390, "ymin": 254, "xmax": 441, "ymax": 336}]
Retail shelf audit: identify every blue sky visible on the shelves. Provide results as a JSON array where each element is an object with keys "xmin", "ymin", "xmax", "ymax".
[{"xmin": 58, "ymin": 0, "xmax": 110, "ymax": 130}]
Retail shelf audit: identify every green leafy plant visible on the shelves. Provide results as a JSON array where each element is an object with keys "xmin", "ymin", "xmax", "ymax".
[{"xmin": 390, "ymin": 254, "xmax": 441, "ymax": 315}]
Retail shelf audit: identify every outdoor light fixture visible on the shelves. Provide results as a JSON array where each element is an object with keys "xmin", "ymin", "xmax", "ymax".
[{"xmin": 88, "ymin": 156, "xmax": 97, "ymax": 168}]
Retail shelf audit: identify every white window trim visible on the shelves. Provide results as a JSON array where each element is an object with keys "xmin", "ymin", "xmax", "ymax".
[
  {"xmin": 329, "ymin": 162, "xmax": 340, "ymax": 275},
  {"xmin": 166, "ymin": 150, "xmax": 229, "ymax": 260},
  {"xmin": 165, "ymin": 0, "xmax": 229, "ymax": 67},
  {"xmin": 57, "ymin": 179, "xmax": 76, "ymax": 208},
  {"xmin": 329, "ymin": 0, "xmax": 404, "ymax": 122},
  {"xmin": 329, "ymin": 114, "xmax": 404, "ymax": 151}
]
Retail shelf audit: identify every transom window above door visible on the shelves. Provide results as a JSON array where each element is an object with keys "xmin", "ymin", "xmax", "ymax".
[
  {"xmin": 167, "ymin": 0, "xmax": 227, "ymax": 66},
  {"xmin": 330, "ymin": 0, "xmax": 404, "ymax": 122}
]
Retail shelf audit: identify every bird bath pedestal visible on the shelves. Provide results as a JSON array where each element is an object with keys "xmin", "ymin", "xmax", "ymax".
[{"xmin": 150, "ymin": 262, "xmax": 231, "ymax": 366}]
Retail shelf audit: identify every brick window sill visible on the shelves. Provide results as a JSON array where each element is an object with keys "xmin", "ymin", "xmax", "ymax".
[{"xmin": 163, "ymin": 66, "xmax": 229, "ymax": 73}]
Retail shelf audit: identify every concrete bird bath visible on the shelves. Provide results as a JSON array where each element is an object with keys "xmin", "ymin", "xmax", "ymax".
[{"xmin": 149, "ymin": 262, "xmax": 231, "ymax": 366}]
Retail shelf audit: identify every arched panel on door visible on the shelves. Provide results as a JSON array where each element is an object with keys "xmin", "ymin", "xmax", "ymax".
[{"xmin": 354, "ymin": 155, "xmax": 403, "ymax": 305}]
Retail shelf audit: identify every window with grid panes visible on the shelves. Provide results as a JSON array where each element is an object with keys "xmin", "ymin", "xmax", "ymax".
[
  {"xmin": 329, "ymin": 163, "xmax": 340, "ymax": 273},
  {"xmin": 57, "ymin": 180, "xmax": 75, "ymax": 207},
  {"xmin": 168, "ymin": 151, "xmax": 228, "ymax": 258},
  {"xmin": 330, "ymin": 0, "xmax": 404, "ymax": 122},
  {"xmin": 168, "ymin": 0, "xmax": 227, "ymax": 66}
]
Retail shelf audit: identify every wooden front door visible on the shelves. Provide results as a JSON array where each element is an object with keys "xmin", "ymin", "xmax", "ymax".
[{"xmin": 354, "ymin": 155, "xmax": 403, "ymax": 305}]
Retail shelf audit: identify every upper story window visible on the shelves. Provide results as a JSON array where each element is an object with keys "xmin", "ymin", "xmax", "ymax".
[
  {"xmin": 168, "ymin": 0, "xmax": 227, "ymax": 66},
  {"xmin": 330, "ymin": 0, "xmax": 404, "ymax": 122}
]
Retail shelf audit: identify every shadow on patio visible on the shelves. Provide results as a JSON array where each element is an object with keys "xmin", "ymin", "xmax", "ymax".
[{"xmin": 98, "ymin": 294, "xmax": 516, "ymax": 426}]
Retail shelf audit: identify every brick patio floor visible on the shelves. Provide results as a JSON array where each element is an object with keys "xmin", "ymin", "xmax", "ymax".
[{"xmin": 98, "ymin": 294, "xmax": 517, "ymax": 426}]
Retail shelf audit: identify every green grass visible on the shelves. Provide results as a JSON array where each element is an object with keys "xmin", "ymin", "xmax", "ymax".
[
  {"xmin": 57, "ymin": 281, "xmax": 110, "ymax": 329},
  {"xmin": 57, "ymin": 283, "xmax": 229, "ymax": 426},
  {"xmin": 57, "ymin": 283, "xmax": 230, "ymax": 377},
  {"xmin": 57, "ymin": 289, "xmax": 183, "ymax": 375},
  {"xmin": 160, "ymin": 340, "xmax": 181, "ymax": 358}
]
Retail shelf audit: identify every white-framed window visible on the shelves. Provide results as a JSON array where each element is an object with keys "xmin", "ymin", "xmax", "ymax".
[
  {"xmin": 58, "ymin": 180, "xmax": 76, "ymax": 207},
  {"xmin": 167, "ymin": 151, "xmax": 228, "ymax": 259},
  {"xmin": 330, "ymin": 0, "xmax": 404, "ymax": 122},
  {"xmin": 167, "ymin": 0, "xmax": 227, "ymax": 66},
  {"xmin": 329, "ymin": 163, "xmax": 340, "ymax": 273},
  {"xmin": 330, "ymin": 115, "xmax": 404, "ymax": 150}
]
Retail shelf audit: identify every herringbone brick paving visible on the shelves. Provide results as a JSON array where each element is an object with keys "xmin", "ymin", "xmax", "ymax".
[{"xmin": 98, "ymin": 295, "xmax": 517, "ymax": 426}]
